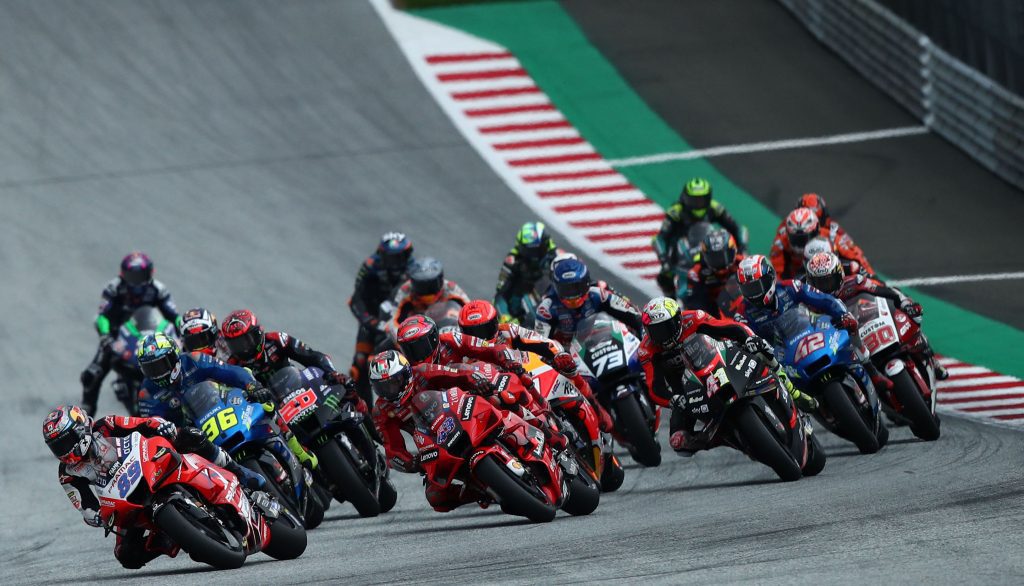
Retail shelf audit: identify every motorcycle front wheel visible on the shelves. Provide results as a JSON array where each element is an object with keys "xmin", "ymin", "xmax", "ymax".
[
  {"xmin": 154, "ymin": 498, "xmax": 246, "ymax": 569},
  {"xmin": 474, "ymin": 456, "xmax": 556, "ymax": 523},
  {"xmin": 731, "ymin": 402, "xmax": 802, "ymax": 482}
]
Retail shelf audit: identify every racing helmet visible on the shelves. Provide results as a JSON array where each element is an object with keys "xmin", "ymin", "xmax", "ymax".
[
  {"xmin": 805, "ymin": 252, "xmax": 845, "ymax": 295},
  {"xmin": 137, "ymin": 333, "xmax": 182, "ymax": 387},
  {"xmin": 180, "ymin": 307, "xmax": 218, "ymax": 354},
  {"xmin": 641, "ymin": 297, "xmax": 683, "ymax": 348},
  {"xmin": 369, "ymin": 350, "xmax": 413, "ymax": 402},
  {"xmin": 42, "ymin": 405, "xmax": 94, "ymax": 465},
  {"xmin": 397, "ymin": 315, "xmax": 439, "ymax": 364},
  {"xmin": 737, "ymin": 255, "xmax": 778, "ymax": 307},
  {"xmin": 458, "ymin": 300, "xmax": 499, "ymax": 342},
  {"xmin": 221, "ymin": 309, "xmax": 265, "ymax": 362},
  {"xmin": 551, "ymin": 257, "xmax": 591, "ymax": 310}
]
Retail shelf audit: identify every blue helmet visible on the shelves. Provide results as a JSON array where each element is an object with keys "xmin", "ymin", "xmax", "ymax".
[
  {"xmin": 137, "ymin": 333, "xmax": 181, "ymax": 387},
  {"xmin": 377, "ymin": 232, "xmax": 414, "ymax": 277},
  {"xmin": 551, "ymin": 258, "xmax": 590, "ymax": 309}
]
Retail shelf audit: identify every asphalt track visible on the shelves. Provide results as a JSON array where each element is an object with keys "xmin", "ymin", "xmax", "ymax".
[
  {"xmin": 1, "ymin": 2, "xmax": 1022, "ymax": 584},
  {"xmin": 561, "ymin": 0, "xmax": 1024, "ymax": 330}
]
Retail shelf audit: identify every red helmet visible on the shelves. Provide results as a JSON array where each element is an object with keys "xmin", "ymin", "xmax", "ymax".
[
  {"xmin": 120, "ymin": 252, "xmax": 154, "ymax": 288},
  {"xmin": 221, "ymin": 309, "xmax": 265, "ymax": 361},
  {"xmin": 397, "ymin": 315, "xmax": 439, "ymax": 364},
  {"xmin": 737, "ymin": 255, "xmax": 777, "ymax": 307},
  {"xmin": 785, "ymin": 207, "xmax": 820, "ymax": 252},
  {"xmin": 42, "ymin": 406, "xmax": 94, "ymax": 465},
  {"xmin": 458, "ymin": 300, "xmax": 499, "ymax": 341},
  {"xmin": 796, "ymin": 193, "xmax": 828, "ymax": 222}
]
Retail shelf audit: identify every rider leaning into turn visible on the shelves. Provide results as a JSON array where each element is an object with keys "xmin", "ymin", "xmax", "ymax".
[
  {"xmin": 80, "ymin": 252, "xmax": 181, "ymax": 415},
  {"xmin": 637, "ymin": 297, "xmax": 816, "ymax": 456},
  {"xmin": 682, "ymin": 229, "xmax": 746, "ymax": 317},
  {"xmin": 805, "ymin": 252, "xmax": 948, "ymax": 380},
  {"xmin": 348, "ymin": 232, "xmax": 415, "ymax": 400},
  {"xmin": 389, "ymin": 257, "xmax": 470, "ymax": 324},
  {"xmin": 42, "ymin": 405, "xmax": 266, "ymax": 569},
  {"xmin": 652, "ymin": 177, "xmax": 747, "ymax": 298},
  {"xmin": 493, "ymin": 221, "xmax": 560, "ymax": 324}
]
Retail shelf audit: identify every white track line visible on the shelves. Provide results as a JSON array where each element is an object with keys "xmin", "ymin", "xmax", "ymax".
[
  {"xmin": 607, "ymin": 126, "xmax": 929, "ymax": 167},
  {"xmin": 888, "ymin": 271, "xmax": 1024, "ymax": 287}
]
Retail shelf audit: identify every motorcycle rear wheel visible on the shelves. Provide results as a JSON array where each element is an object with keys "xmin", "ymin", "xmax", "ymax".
[
  {"xmin": 613, "ymin": 395, "xmax": 662, "ymax": 467},
  {"xmin": 891, "ymin": 370, "xmax": 940, "ymax": 441},
  {"xmin": 821, "ymin": 382, "xmax": 880, "ymax": 454},
  {"xmin": 314, "ymin": 440, "xmax": 380, "ymax": 517},
  {"xmin": 243, "ymin": 458, "xmax": 307, "ymax": 527},
  {"xmin": 153, "ymin": 500, "xmax": 246, "ymax": 569},
  {"xmin": 474, "ymin": 456, "xmax": 556, "ymax": 523},
  {"xmin": 732, "ymin": 403, "xmax": 802, "ymax": 482}
]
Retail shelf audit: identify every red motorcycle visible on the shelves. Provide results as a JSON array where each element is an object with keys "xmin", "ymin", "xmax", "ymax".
[
  {"xmin": 845, "ymin": 293, "xmax": 940, "ymax": 440},
  {"xmin": 411, "ymin": 383, "xmax": 599, "ymax": 523},
  {"xmin": 96, "ymin": 432, "xmax": 306, "ymax": 569}
]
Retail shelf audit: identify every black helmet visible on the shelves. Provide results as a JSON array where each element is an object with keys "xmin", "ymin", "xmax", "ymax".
[
  {"xmin": 700, "ymin": 229, "xmax": 738, "ymax": 273},
  {"xmin": 409, "ymin": 257, "xmax": 444, "ymax": 305}
]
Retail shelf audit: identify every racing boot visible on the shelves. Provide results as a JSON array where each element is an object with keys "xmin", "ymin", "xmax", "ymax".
[
  {"xmin": 864, "ymin": 361, "xmax": 894, "ymax": 392},
  {"xmin": 778, "ymin": 370, "xmax": 818, "ymax": 413},
  {"xmin": 286, "ymin": 434, "xmax": 319, "ymax": 470},
  {"xmin": 222, "ymin": 457, "xmax": 267, "ymax": 491},
  {"xmin": 668, "ymin": 398, "xmax": 701, "ymax": 457},
  {"xmin": 145, "ymin": 531, "xmax": 180, "ymax": 559}
]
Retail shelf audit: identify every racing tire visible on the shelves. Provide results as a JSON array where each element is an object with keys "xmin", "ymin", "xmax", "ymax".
[
  {"xmin": 561, "ymin": 473, "xmax": 600, "ymax": 516},
  {"xmin": 314, "ymin": 440, "xmax": 380, "ymax": 517},
  {"xmin": 242, "ymin": 458, "xmax": 306, "ymax": 528},
  {"xmin": 153, "ymin": 500, "xmax": 246, "ymax": 570},
  {"xmin": 613, "ymin": 395, "xmax": 662, "ymax": 467},
  {"xmin": 302, "ymin": 485, "xmax": 325, "ymax": 530},
  {"xmin": 802, "ymin": 433, "xmax": 826, "ymax": 477},
  {"xmin": 474, "ymin": 456, "xmax": 556, "ymax": 523},
  {"xmin": 262, "ymin": 511, "xmax": 307, "ymax": 560},
  {"xmin": 891, "ymin": 370, "xmax": 941, "ymax": 441},
  {"xmin": 378, "ymin": 477, "xmax": 398, "ymax": 514},
  {"xmin": 821, "ymin": 382, "xmax": 879, "ymax": 454},
  {"xmin": 600, "ymin": 453, "xmax": 625, "ymax": 493},
  {"xmin": 732, "ymin": 403, "xmax": 802, "ymax": 482}
]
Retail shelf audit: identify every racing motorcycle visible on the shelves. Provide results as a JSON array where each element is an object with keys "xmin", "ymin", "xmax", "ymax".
[
  {"xmin": 514, "ymin": 351, "xmax": 624, "ymax": 492},
  {"xmin": 770, "ymin": 305, "xmax": 887, "ymax": 454},
  {"xmin": 107, "ymin": 307, "xmax": 179, "ymax": 415},
  {"xmin": 268, "ymin": 366, "xmax": 397, "ymax": 517},
  {"xmin": 96, "ymin": 431, "xmax": 305, "ymax": 569},
  {"xmin": 183, "ymin": 382, "xmax": 327, "ymax": 529},
  {"xmin": 671, "ymin": 222, "xmax": 714, "ymax": 299},
  {"xmin": 411, "ymin": 383, "xmax": 599, "ymax": 523},
  {"xmin": 674, "ymin": 334, "xmax": 825, "ymax": 481},
  {"xmin": 845, "ymin": 293, "xmax": 940, "ymax": 440},
  {"xmin": 574, "ymin": 313, "xmax": 662, "ymax": 467}
]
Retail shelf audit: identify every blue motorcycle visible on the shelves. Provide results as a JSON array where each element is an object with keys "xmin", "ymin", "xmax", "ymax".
[
  {"xmin": 770, "ymin": 306, "xmax": 887, "ymax": 454},
  {"xmin": 183, "ymin": 381, "xmax": 326, "ymax": 529}
]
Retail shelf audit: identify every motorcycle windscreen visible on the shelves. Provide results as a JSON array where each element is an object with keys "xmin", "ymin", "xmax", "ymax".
[
  {"xmin": 724, "ymin": 348, "xmax": 773, "ymax": 397},
  {"xmin": 183, "ymin": 382, "xmax": 223, "ymax": 421},
  {"xmin": 424, "ymin": 299, "xmax": 464, "ymax": 330},
  {"xmin": 575, "ymin": 313, "xmax": 616, "ymax": 346},
  {"xmin": 772, "ymin": 306, "xmax": 814, "ymax": 346},
  {"xmin": 682, "ymin": 334, "xmax": 720, "ymax": 373},
  {"xmin": 268, "ymin": 366, "xmax": 307, "ymax": 400},
  {"xmin": 131, "ymin": 306, "xmax": 163, "ymax": 333}
]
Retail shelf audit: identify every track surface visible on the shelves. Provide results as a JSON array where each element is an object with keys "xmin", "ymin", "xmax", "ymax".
[
  {"xmin": 562, "ymin": 0, "xmax": 1024, "ymax": 330},
  {"xmin": 1, "ymin": 2, "xmax": 1022, "ymax": 584}
]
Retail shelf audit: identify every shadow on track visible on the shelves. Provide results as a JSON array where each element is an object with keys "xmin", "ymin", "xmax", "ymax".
[
  {"xmin": 623, "ymin": 477, "xmax": 778, "ymax": 496},
  {"xmin": 89, "ymin": 557, "xmax": 276, "ymax": 580},
  {"xmin": 386, "ymin": 516, "xmax": 534, "ymax": 536}
]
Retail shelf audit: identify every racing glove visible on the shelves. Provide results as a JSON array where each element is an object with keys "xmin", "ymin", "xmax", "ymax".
[
  {"xmin": 470, "ymin": 372, "xmax": 497, "ymax": 394},
  {"xmin": 743, "ymin": 336, "xmax": 774, "ymax": 357},
  {"xmin": 900, "ymin": 299, "xmax": 923, "ymax": 320},
  {"xmin": 836, "ymin": 313, "xmax": 859, "ymax": 336},
  {"xmin": 245, "ymin": 383, "xmax": 275, "ymax": 406},
  {"xmin": 83, "ymin": 510, "xmax": 104, "ymax": 528},
  {"xmin": 551, "ymin": 352, "xmax": 578, "ymax": 377},
  {"xmin": 153, "ymin": 418, "xmax": 177, "ymax": 440}
]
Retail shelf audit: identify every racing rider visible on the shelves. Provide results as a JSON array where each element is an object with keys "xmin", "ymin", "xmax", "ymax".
[{"xmin": 493, "ymin": 221, "xmax": 560, "ymax": 324}]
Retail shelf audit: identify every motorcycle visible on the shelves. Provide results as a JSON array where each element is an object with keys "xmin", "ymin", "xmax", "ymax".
[
  {"xmin": 574, "ymin": 313, "xmax": 662, "ymax": 467},
  {"xmin": 107, "ymin": 307, "xmax": 179, "ymax": 415},
  {"xmin": 514, "ymin": 351, "xmax": 624, "ymax": 492},
  {"xmin": 411, "ymin": 383, "xmax": 599, "ymax": 522},
  {"xmin": 845, "ymin": 293, "xmax": 940, "ymax": 440},
  {"xmin": 96, "ymin": 431, "xmax": 305, "ymax": 569},
  {"xmin": 182, "ymin": 382, "xmax": 327, "ymax": 529},
  {"xmin": 770, "ymin": 305, "xmax": 887, "ymax": 454},
  {"xmin": 671, "ymin": 222, "xmax": 714, "ymax": 299},
  {"xmin": 268, "ymin": 366, "xmax": 397, "ymax": 517},
  {"xmin": 675, "ymin": 334, "xmax": 825, "ymax": 481}
]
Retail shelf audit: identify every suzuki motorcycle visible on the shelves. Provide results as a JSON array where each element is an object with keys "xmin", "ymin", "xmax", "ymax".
[{"xmin": 183, "ymin": 382, "xmax": 326, "ymax": 529}]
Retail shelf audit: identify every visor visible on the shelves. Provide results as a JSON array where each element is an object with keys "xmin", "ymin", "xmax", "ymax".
[
  {"xmin": 372, "ymin": 375, "xmax": 409, "ymax": 401},
  {"xmin": 225, "ymin": 328, "xmax": 263, "ymax": 361},
  {"xmin": 518, "ymin": 245, "xmax": 546, "ymax": 260},
  {"xmin": 703, "ymin": 247, "xmax": 734, "ymax": 271},
  {"xmin": 122, "ymin": 268, "xmax": 152, "ymax": 286},
  {"xmin": 461, "ymin": 320, "xmax": 497, "ymax": 342},
  {"xmin": 399, "ymin": 333, "xmax": 437, "ymax": 363},
  {"xmin": 412, "ymin": 275, "xmax": 444, "ymax": 298},
  {"xmin": 556, "ymin": 279, "xmax": 590, "ymax": 302},
  {"xmin": 809, "ymin": 271, "xmax": 843, "ymax": 295},
  {"xmin": 381, "ymin": 251, "xmax": 410, "ymax": 271},
  {"xmin": 140, "ymin": 352, "xmax": 177, "ymax": 382},
  {"xmin": 683, "ymin": 194, "xmax": 710, "ymax": 213},
  {"xmin": 47, "ymin": 428, "xmax": 82, "ymax": 461},
  {"xmin": 739, "ymin": 277, "xmax": 774, "ymax": 304},
  {"xmin": 184, "ymin": 328, "xmax": 218, "ymax": 351},
  {"xmin": 789, "ymin": 231, "xmax": 811, "ymax": 250},
  {"xmin": 646, "ymin": 318, "xmax": 681, "ymax": 347}
]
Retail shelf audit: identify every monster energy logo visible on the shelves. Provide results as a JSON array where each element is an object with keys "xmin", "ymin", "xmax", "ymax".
[{"xmin": 323, "ymin": 394, "xmax": 341, "ymax": 410}]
